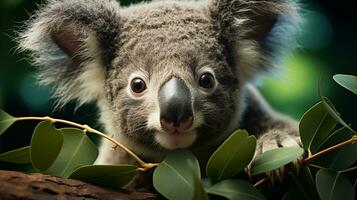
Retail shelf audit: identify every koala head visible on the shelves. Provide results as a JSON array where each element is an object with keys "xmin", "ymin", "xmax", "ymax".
[{"xmin": 19, "ymin": 0, "xmax": 299, "ymax": 155}]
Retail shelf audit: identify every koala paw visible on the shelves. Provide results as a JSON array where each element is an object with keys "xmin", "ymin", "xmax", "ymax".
[{"xmin": 249, "ymin": 129, "xmax": 303, "ymax": 184}]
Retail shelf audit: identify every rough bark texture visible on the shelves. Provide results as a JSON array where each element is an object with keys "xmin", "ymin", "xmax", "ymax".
[{"xmin": 0, "ymin": 170, "xmax": 157, "ymax": 200}]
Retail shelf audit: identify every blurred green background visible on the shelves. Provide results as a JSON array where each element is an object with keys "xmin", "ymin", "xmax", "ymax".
[{"xmin": 0, "ymin": 0, "xmax": 356, "ymax": 164}]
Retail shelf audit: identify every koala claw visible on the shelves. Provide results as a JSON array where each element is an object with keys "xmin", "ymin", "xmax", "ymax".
[{"xmin": 249, "ymin": 129, "xmax": 303, "ymax": 184}]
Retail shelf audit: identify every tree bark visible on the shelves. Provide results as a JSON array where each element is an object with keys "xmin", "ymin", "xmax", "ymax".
[{"xmin": 0, "ymin": 170, "xmax": 157, "ymax": 200}]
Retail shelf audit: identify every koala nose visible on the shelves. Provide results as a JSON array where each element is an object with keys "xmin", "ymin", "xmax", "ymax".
[{"xmin": 159, "ymin": 77, "xmax": 193, "ymax": 132}]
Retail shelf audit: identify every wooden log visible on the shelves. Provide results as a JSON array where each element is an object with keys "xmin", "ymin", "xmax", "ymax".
[{"xmin": 0, "ymin": 170, "xmax": 157, "ymax": 200}]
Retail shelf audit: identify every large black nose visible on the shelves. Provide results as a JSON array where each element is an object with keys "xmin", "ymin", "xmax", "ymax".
[{"xmin": 159, "ymin": 77, "xmax": 193, "ymax": 129}]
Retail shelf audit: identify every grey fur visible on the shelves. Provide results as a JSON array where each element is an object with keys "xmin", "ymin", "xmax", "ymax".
[
  {"xmin": 19, "ymin": 0, "xmax": 301, "ymax": 188},
  {"xmin": 18, "ymin": 0, "xmax": 121, "ymax": 107}
]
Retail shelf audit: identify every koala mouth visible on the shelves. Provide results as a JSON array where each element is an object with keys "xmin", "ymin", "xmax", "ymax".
[
  {"xmin": 164, "ymin": 126, "xmax": 194, "ymax": 136},
  {"xmin": 155, "ymin": 129, "xmax": 197, "ymax": 150},
  {"xmin": 170, "ymin": 130, "xmax": 191, "ymax": 135}
]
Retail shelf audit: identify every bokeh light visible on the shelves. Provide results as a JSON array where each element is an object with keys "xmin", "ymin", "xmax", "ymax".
[{"xmin": 259, "ymin": 52, "xmax": 321, "ymax": 119}]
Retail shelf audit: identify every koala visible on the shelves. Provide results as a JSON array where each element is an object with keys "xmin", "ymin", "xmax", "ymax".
[{"xmin": 19, "ymin": 0, "xmax": 301, "ymax": 188}]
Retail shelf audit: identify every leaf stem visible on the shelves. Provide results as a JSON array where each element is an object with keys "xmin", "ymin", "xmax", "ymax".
[
  {"xmin": 253, "ymin": 135, "xmax": 356, "ymax": 188},
  {"xmin": 253, "ymin": 177, "xmax": 268, "ymax": 188},
  {"xmin": 304, "ymin": 135, "xmax": 357, "ymax": 163},
  {"xmin": 15, "ymin": 116, "xmax": 158, "ymax": 170},
  {"xmin": 308, "ymin": 164, "xmax": 326, "ymax": 170},
  {"xmin": 339, "ymin": 165, "xmax": 357, "ymax": 173}
]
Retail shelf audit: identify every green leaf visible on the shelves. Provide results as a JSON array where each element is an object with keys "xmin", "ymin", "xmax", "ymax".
[
  {"xmin": 316, "ymin": 126, "xmax": 352, "ymax": 151},
  {"xmin": 289, "ymin": 166, "xmax": 319, "ymax": 200},
  {"xmin": 0, "ymin": 109, "xmax": 16, "ymax": 135},
  {"xmin": 153, "ymin": 150, "xmax": 200, "ymax": 200},
  {"xmin": 299, "ymin": 101, "xmax": 337, "ymax": 152},
  {"xmin": 314, "ymin": 127, "xmax": 357, "ymax": 170},
  {"xmin": 0, "ymin": 146, "xmax": 31, "ymax": 164},
  {"xmin": 206, "ymin": 179, "xmax": 265, "ymax": 200},
  {"xmin": 318, "ymin": 76, "xmax": 354, "ymax": 132},
  {"xmin": 251, "ymin": 147, "xmax": 304, "ymax": 175},
  {"xmin": 316, "ymin": 169, "xmax": 355, "ymax": 200},
  {"xmin": 69, "ymin": 164, "xmax": 138, "ymax": 188},
  {"xmin": 321, "ymin": 97, "xmax": 355, "ymax": 133},
  {"xmin": 45, "ymin": 128, "xmax": 98, "ymax": 178},
  {"xmin": 327, "ymin": 137, "xmax": 357, "ymax": 171},
  {"xmin": 282, "ymin": 186, "xmax": 307, "ymax": 200},
  {"xmin": 30, "ymin": 121, "xmax": 63, "ymax": 171},
  {"xmin": 192, "ymin": 169, "xmax": 209, "ymax": 200},
  {"xmin": 333, "ymin": 74, "xmax": 357, "ymax": 95},
  {"xmin": 206, "ymin": 130, "xmax": 256, "ymax": 180}
]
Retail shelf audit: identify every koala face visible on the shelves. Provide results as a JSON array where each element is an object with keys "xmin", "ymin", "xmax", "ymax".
[
  {"xmin": 103, "ymin": 3, "xmax": 241, "ymax": 150},
  {"xmin": 19, "ymin": 0, "xmax": 298, "ymax": 156},
  {"xmin": 104, "ymin": 3, "xmax": 240, "ymax": 150}
]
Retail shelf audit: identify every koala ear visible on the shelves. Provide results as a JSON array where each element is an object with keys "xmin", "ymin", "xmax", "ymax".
[
  {"xmin": 19, "ymin": 0, "xmax": 121, "ymax": 107},
  {"xmin": 209, "ymin": 0, "xmax": 300, "ymax": 80}
]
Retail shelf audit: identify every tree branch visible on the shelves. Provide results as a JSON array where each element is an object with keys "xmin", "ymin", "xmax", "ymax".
[
  {"xmin": 304, "ymin": 135, "xmax": 357, "ymax": 163},
  {"xmin": 0, "ymin": 170, "xmax": 157, "ymax": 200},
  {"xmin": 15, "ymin": 116, "xmax": 159, "ymax": 171}
]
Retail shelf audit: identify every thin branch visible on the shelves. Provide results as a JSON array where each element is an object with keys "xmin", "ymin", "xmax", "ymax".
[
  {"xmin": 307, "ymin": 149, "xmax": 312, "ymax": 157},
  {"xmin": 339, "ymin": 165, "xmax": 357, "ymax": 173},
  {"xmin": 304, "ymin": 135, "xmax": 357, "ymax": 163},
  {"xmin": 253, "ymin": 135, "xmax": 357, "ymax": 188},
  {"xmin": 15, "ymin": 116, "xmax": 159, "ymax": 170},
  {"xmin": 308, "ymin": 164, "xmax": 326, "ymax": 170},
  {"xmin": 253, "ymin": 177, "xmax": 268, "ymax": 188}
]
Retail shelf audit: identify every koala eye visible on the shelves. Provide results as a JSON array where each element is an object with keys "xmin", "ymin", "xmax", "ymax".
[
  {"xmin": 199, "ymin": 73, "xmax": 215, "ymax": 89},
  {"xmin": 130, "ymin": 78, "xmax": 147, "ymax": 94}
]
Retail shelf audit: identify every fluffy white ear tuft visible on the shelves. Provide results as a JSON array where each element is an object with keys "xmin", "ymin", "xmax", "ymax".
[
  {"xmin": 18, "ymin": 0, "xmax": 121, "ymax": 107},
  {"xmin": 210, "ymin": 0, "xmax": 301, "ymax": 80}
]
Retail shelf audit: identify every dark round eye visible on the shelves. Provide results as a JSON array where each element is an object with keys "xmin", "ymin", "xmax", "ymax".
[
  {"xmin": 130, "ymin": 78, "xmax": 147, "ymax": 94},
  {"xmin": 199, "ymin": 73, "xmax": 215, "ymax": 89}
]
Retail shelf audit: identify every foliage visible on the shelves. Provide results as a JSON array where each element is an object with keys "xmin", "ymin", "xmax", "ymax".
[
  {"xmin": 69, "ymin": 165, "xmax": 138, "ymax": 188},
  {"xmin": 0, "ymin": 74, "xmax": 356, "ymax": 200},
  {"xmin": 0, "ymin": 110, "xmax": 16, "ymax": 136},
  {"xmin": 206, "ymin": 179, "xmax": 265, "ymax": 200},
  {"xmin": 251, "ymin": 147, "xmax": 304, "ymax": 176},
  {"xmin": 206, "ymin": 130, "xmax": 256, "ymax": 181},
  {"xmin": 316, "ymin": 169, "xmax": 355, "ymax": 200},
  {"xmin": 299, "ymin": 101, "xmax": 337, "ymax": 153},
  {"xmin": 153, "ymin": 150, "xmax": 201, "ymax": 200},
  {"xmin": 333, "ymin": 74, "xmax": 357, "ymax": 95}
]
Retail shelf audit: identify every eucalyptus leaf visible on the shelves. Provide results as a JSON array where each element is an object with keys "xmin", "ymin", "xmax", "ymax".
[
  {"xmin": 333, "ymin": 74, "xmax": 357, "ymax": 95},
  {"xmin": 299, "ymin": 101, "xmax": 337, "ymax": 152},
  {"xmin": 316, "ymin": 169, "xmax": 355, "ymax": 200},
  {"xmin": 45, "ymin": 128, "xmax": 98, "ymax": 178},
  {"xmin": 0, "ymin": 146, "xmax": 31, "ymax": 164},
  {"xmin": 153, "ymin": 150, "xmax": 200, "ymax": 200},
  {"xmin": 69, "ymin": 164, "xmax": 138, "ymax": 188},
  {"xmin": 0, "ymin": 109, "xmax": 16, "ymax": 135},
  {"xmin": 321, "ymin": 97, "xmax": 355, "ymax": 133},
  {"xmin": 206, "ymin": 179, "xmax": 265, "ymax": 200},
  {"xmin": 314, "ymin": 127, "xmax": 357, "ymax": 170},
  {"xmin": 206, "ymin": 129, "xmax": 256, "ymax": 180},
  {"xmin": 192, "ymin": 169, "xmax": 209, "ymax": 200},
  {"xmin": 30, "ymin": 121, "xmax": 63, "ymax": 171},
  {"xmin": 251, "ymin": 147, "xmax": 304, "ymax": 175},
  {"xmin": 318, "ymin": 76, "xmax": 354, "ymax": 132},
  {"xmin": 289, "ymin": 166, "xmax": 319, "ymax": 200},
  {"xmin": 316, "ymin": 126, "xmax": 352, "ymax": 151},
  {"xmin": 282, "ymin": 186, "xmax": 307, "ymax": 200}
]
